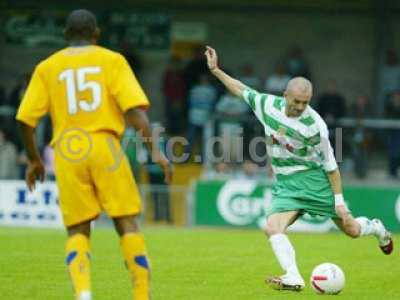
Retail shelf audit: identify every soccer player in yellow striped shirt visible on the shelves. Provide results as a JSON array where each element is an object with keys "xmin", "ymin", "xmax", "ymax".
[{"xmin": 16, "ymin": 9, "xmax": 172, "ymax": 300}]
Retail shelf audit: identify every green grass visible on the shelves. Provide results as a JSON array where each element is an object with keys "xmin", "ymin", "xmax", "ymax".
[{"xmin": 0, "ymin": 227, "xmax": 398, "ymax": 300}]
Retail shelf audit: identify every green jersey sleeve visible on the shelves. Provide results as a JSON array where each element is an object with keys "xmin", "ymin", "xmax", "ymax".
[{"xmin": 242, "ymin": 88, "xmax": 270, "ymax": 123}]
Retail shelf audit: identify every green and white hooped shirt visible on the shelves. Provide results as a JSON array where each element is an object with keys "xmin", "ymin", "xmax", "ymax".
[{"xmin": 242, "ymin": 88, "xmax": 338, "ymax": 176}]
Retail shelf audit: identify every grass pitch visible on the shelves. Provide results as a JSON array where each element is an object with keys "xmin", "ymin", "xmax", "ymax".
[{"xmin": 0, "ymin": 226, "xmax": 398, "ymax": 300}]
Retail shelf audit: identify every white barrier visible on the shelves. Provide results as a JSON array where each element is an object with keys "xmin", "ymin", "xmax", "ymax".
[{"xmin": 0, "ymin": 180, "xmax": 63, "ymax": 228}]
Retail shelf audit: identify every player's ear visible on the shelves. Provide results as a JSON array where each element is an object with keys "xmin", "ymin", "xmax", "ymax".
[{"xmin": 94, "ymin": 27, "xmax": 101, "ymax": 40}]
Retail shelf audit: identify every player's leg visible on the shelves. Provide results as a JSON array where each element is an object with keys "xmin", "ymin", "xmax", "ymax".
[
  {"xmin": 66, "ymin": 221, "xmax": 93, "ymax": 300},
  {"xmin": 90, "ymin": 134, "xmax": 150, "ymax": 300},
  {"xmin": 55, "ymin": 140, "xmax": 101, "ymax": 300},
  {"xmin": 333, "ymin": 215, "xmax": 393, "ymax": 254},
  {"xmin": 113, "ymin": 215, "xmax": 150, "ymax": 300},
  {"xmin": 264, "ymin": 211, "xmax": 305, "ymax": 290}
]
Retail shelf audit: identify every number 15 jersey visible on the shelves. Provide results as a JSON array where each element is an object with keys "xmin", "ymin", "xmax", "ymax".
[{"xmin": 16, "ymin": 45, "xmax": 149, "ymax": 145}]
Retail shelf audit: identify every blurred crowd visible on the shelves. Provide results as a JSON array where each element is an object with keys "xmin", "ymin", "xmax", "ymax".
[{"xmin": 2, "ymin": 46, "xmax": 400, "ymax": 183}]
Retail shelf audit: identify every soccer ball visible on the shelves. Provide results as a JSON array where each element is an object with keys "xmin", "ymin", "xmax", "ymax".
[{"xmin": 310, "ymin": 263, "xmax": 345, "ymax": 295}]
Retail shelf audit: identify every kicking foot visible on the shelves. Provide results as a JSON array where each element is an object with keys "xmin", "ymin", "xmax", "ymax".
[
  {"xmin": 372, "ymin": 219, "xmax": 393, "ymax": 255},
  {"xmin": 266, "ymin": 274, "xmax": 305, "ymax": 291}
]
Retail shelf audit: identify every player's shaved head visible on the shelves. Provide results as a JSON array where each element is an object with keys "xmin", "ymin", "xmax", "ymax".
[
  {"xmin": 64, "ymin": 9, "xmax": 99, "ymax": 42},
  {"xmin": 286, "ymin": 77, "xmax": 313, "ymax": 97},
  {"xmin": 284, "ymin": 77, "xmax": 313, "ymax": 117}
]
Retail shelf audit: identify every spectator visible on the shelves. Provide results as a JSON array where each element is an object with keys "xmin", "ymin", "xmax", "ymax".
[
  {"xmin": 315, "ymin": 79, "xmax": 347, "ymax": 148},
  {"xmin": 286, "ymin": 46, "xmax": 311, "ymax": 79},
  {"xmin": 120, "ymin": 41, "xmax": 143, "ymax": 79},
  {"xmin": 162, "ymin": 56, "xmax": 186, "ymax": 134},
  {"xmin": 352, "ymin": 95, "xmax": 371, "ymax": 120},
  {"xmin": 8, "ymin": 73, "xmax": 31, "ymax": 109},
  {"xmin": 215, "ymin": 91, "xmax": 250, "ymax": 116},
  {"xmin": 264, "ymin": 64, "xmax": 291, "ymax": 95},
  {"xmin": 316, "ymin": 79, "xmax": 347, "ymax": 125},
  {"xmin": 237, "ymin": 160, "xmax": 259, "ymax": 179},
  {"xmin": 185, "ymin": 75, "xmax": 217, "ymax": 159},
  {"xmin": 385, "ymin": 91, "xmax": 400, "ymax": 178},
  {"xmin": 351, "ymin": 95, "xmax": 371, "ymax": 179},
  {"xmin": 381, "ymin": 49, "xmax": 400, "ymax": 101},
  {"xmin": 183, "ymin": 45, "xmax": 208, "ymax": 94},
  {"xmin": 206, "ymin": 162, "xmax": 232, "ymax": 179},
  {"xmin": 239, "ymin": 64, "xmax": 261, "ymax": 90},
  {"xmin": 3, "ymin": 75, "xmax": 31, "ymax": 148},
  {"xmin": 145, "ymin": 123, "xmax": 171, "ymax": 223},
  {"xmin": 216, "ymin": 92, "xmax": 249, "ymax": 163},
  {"xmin": 0, "ymin": 129, "xmax": 18, "ymax": 179}
]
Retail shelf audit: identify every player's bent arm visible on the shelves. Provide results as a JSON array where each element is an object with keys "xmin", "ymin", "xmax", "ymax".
[
  {"xmin": 17, "ymin": 121, "xmax": 45, "ymax": 191},
  {"xmin": 317, "ymin": 118, "xmax": 346, "ymax": 208},
  {"xmin": 210, "ymin": 68, "xmax": 247, "ymax": 98},
  {"xmin": 326, "ymin": 168, "xmax": 342, "ymax": 196},
  {"xmin": 125, "ymin": 108, "xmax": 172, "ymax": 183},
  {"xmin": 326, "ymin": 168, "xmax": 347, "ymax": 208},
  {"xmin": 17, "ymin": 121, "xmax": 42, "ymax": 163},
  {"xmin": 125, "ymin": 108, "xmax": 157, "ymax": 156}
]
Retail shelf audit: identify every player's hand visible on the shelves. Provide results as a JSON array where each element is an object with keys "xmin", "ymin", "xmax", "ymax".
[
  {"xmin": 25, "ymin": 159, "xmax": 45, "ymax": 192},
  {"xmin": 154, "ymin": 152, "xmax": 173, "ymax": 184},
  {"xmin": 205, "ymin": 46, "xmax": 218, "ymax": 71}
]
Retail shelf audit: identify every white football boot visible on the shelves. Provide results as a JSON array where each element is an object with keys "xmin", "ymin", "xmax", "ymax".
[
  {"xmin": 372, "ymin": 219, "xmax": 393, "ymax": 255},
  {"xmin": 266, "ymin": 273, "xmax": 305, "ymax": 291}
]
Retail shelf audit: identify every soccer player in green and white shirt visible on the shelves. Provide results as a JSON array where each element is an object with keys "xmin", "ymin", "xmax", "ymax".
[{"xmin": 205, "ymin": 46, "xmax": 393, "ymax": 291}]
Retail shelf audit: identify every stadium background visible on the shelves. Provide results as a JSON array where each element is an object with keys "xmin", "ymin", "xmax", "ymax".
[
  {"xmin": 0, "ymin": 2, "xmax": 399, "ymax": 299},
  {"xmin": 3, "ymin": 1, "xmax": 400, "ymax": 119}
]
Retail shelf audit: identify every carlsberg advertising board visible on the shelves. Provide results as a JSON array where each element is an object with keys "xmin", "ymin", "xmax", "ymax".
[{"xmin": 194, "ymin": 180, "xmax": 400, "ymax": 232}]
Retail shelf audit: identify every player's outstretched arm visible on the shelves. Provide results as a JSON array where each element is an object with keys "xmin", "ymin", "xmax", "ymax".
[
  {"xmin": 125, "ymin": 108, "xmax": 173, "ymax": 184},
  {"xmin": 205, "ymin": 46, "xmax": 247, "ymax": 98},
  {"xmin": 17, "ymin": 121, "xmax": 45, "ymax": 191}
]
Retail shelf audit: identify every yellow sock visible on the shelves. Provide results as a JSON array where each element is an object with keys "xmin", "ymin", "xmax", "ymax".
[
  {"xmin": 121, "ymin": 233, "xmax": 150, "ymax": 300},
  {"xmin": 65, "ymin": 234, "xmax": 91, "ymax": 299}
]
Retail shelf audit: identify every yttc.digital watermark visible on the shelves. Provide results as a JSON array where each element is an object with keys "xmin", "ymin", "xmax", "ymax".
[
  {"xmin": 56, "ymin": 127, "xmax": 93, "ymax": 163},
  {"xmin": 55, "ymin": 125, "xmax": 344, "ymax": 171}
]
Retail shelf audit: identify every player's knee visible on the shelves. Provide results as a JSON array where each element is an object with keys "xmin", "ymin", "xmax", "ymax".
[
  {"xmin": 67, "ymin": 221, "xmax": 91, "ymax": 237},
  {"xmin": 113, "ymin": 215, "xmax": 139, "ymax": 236},
  {"xmin": 264, "ymin": 219, "xmax": 282, "ymax": 236},
  {"xmin": 344, "ymin": 224, "xmax": 360, "ymax": 239}
]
